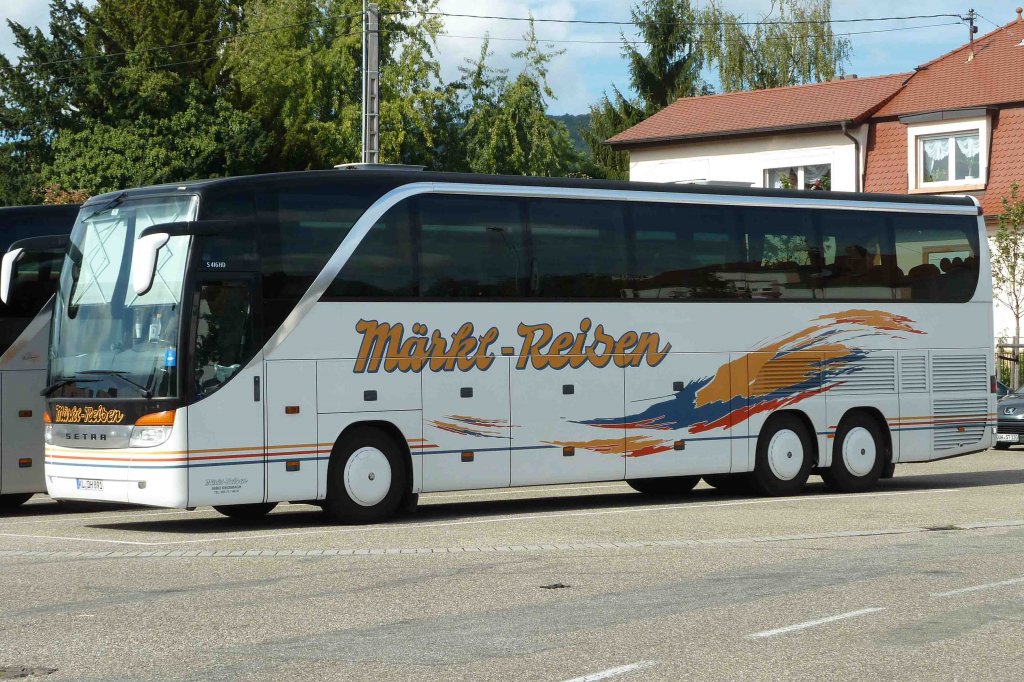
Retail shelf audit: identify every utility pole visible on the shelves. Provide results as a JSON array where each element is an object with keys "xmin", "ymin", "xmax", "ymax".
[
  {"xmin": 362, "ymin": 3, "xmax": 380, "ymax": 164},
  {"xmin": 966, "ymin": 9, "xmax": 978, "ymax": 61}
]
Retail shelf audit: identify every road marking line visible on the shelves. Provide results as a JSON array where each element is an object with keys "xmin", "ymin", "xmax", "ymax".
[
  {"xmin": 931, "ymin": 576, "xmax": 1024, "ymax": 597},
  {"xmin": 3, "ymin": 519, "xmax": 1023, "ymax": 559},
  {"xmin": 561, "ymin": 661, "xmax": 657, "ymax": 682},
  {"xmin": 748, "ymin": 607, "xmax": 884, "ymax": 639},
  {"xmin": 0, "ymin": 508, "xmax": 202, "ymax": 527}
]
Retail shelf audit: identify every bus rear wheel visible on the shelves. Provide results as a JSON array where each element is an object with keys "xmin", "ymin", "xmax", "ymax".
[
  {"xmin": 0, "ymin": 493, "xmax": 33, "ymax": 509},
  {"xmin": 323, "ymin": 428, "xmax": 407, "ymax": 524},
  {"xmin": 627, "ymin": 475, "xmax": 700, "ymax": 495},
  {"xmin": 821, "ymin": 412, "xmax": 886, "ymax": 493},
  {"xmin": 213, "ymin": 503, "xmax": 277, "ymax": 521},
  {"xmin": 752, "ymin": 414, "xmax": 813, "ymax": 496}
]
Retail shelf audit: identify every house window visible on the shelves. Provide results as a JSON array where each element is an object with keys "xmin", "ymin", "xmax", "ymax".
[
  {"xmin": 919, "ymin": 132, "xmax": 981, "ymax": 185},
  {"xmin": 765, "ymin": 164, "xmax": 831, "ymax": 190}
]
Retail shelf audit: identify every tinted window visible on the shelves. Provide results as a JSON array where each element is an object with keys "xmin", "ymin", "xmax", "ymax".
[
  {"xmin": 821, "ymin": 211, "xmax": 897, "ymax": 300},
  {"xmin": 630, "ymin": 203, "xmax": 743, "ymax": 299},
  {"xmin": 419, "ymin": 196, "xmax": 526, "ymax": 298},
  {"xmin": 326, "ymin": 201, "xmax": 416, "ymax": 298},
  {"xmin": 743, "ymin": 208, "xmax": 822, "ymax": 299},
  {"xmin": 527, "ymin": 199, "xmax": 628, "ymax": 298},
  {"xmin": 894, "ymin": 214, "xmax": 979, "ymax": 301}
]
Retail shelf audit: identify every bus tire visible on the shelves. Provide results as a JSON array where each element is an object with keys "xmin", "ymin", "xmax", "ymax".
[
  {"xmin": 821, "ymin": 412, "xmax": 886, "ymax": 493},
  {"xmin": 752, "ymin": 413, "xmax": 813, "ymax": 496},
  {"xmin": 0, "ymin": 493, "xmax": 33, "ymax": 509},
  {"xmin": 994, "ymin": 442, "xmax": 1011, "ymax": 450},
  {"xmin": 323, "ymin": 428, "xmax": 406, "ymax": 524},
  {"xmin": 213, "ymin": 502, "xmax": 277, "ymax": 521},
  {"xmin": 702, "ymin": 473, "xmax": 754, "ymax": 495},
  {"xmin": 626, "ymin": 475, "xmax": 700, "ymax": 495}
]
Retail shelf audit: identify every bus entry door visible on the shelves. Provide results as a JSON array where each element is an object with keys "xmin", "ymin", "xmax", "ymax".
[{"xmin": 187, "ymin": 274, "xmax": 266, "ymax": 506}]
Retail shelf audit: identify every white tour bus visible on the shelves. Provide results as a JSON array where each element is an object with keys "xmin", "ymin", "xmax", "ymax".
[
  {"xmin": 5, "ymin": 168, "xmax": 995, "ymax": 522},
  {"xmin": 0, "ymin": 204, "xmax": 79, "ymax": 508}
]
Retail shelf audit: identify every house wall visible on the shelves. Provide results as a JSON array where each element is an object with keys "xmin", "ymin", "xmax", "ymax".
[{"xmin": 627, "ymin": 128, "xmax": 866, "ymax": 190}]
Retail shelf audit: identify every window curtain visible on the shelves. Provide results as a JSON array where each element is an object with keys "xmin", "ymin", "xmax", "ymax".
[
  {"xmin": 955, "ymin": 134, "xmax": 980, "ymax": 179},
  {"xmin": 922, "ymin": 138, "xmax": 949, "ymax": 181}
]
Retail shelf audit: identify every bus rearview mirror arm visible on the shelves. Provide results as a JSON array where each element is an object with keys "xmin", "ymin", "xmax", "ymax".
[
  {"xmin": 0, "ymin": 234, "xmax": 70, "ymax": 305},
  {"xmin": 132, "ymin": 220, "xmax": 241, "ymax": 296}
]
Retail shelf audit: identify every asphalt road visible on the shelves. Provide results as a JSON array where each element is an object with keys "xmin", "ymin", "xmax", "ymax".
[{"xmin": 1, "ymin": 449, "xmax": 1023, "ymax": 681}]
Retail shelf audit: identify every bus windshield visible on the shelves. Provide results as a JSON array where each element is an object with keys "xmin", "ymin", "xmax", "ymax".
[{"xmin": 50, "ymin": 195, "xmax": 198, "ymax": 399}]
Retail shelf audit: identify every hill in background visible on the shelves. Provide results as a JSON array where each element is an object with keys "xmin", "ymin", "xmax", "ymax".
[{"xmin": 549, "ymin": 114, "xmax": 590, "ymax": 152}]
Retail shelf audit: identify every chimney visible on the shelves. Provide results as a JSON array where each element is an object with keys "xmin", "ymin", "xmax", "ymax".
[{"xmin": 1018, "ymin": 7, "xmax": 1023, "ymax": 21}]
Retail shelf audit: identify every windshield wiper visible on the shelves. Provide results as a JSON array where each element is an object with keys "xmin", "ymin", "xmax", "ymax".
[
  {"xmin": 80, "ymin": 191, "xmax": 128, "ymax": 224},
  {"xmin": 78, "ymin": 370, "xmax": 154, "ymax": 399},
  {"xmin": 40, "ymin": 376, "xmax": 100, "ymax": 397}
]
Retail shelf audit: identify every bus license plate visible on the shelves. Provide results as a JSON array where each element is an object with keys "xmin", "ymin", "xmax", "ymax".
[
  {"xmin": 76, "ymin": 478, "xmax": 103, "ymax": 491},
  {"xmin": 997, "ymin": 433, "xmax": 1019, "ymax": 443}
]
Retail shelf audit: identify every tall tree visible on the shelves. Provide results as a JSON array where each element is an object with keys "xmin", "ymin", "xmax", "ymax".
[
  {"xmin": 226, "ymin": 0, "xmax": 444, "ymax": 171},
  {"xmin": 700, "ymin": 0, "xmax": 852, "ymax": 92},
  {"xmin": 462, "ymin": 23, "xmax": 578, "ymax": 177},
  {"xmin": 582, "ymin": 0, "xmax": 708, "ymax": 180},
  {"xmin": 0, "ymin": 0, "xmax": 266, "ymax": 200},
  {"xmin": 993, "ymin": 182, "xmax": 1024, "ymax": 350}
]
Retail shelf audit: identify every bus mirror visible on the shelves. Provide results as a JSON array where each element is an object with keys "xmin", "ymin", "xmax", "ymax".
[
  {"xmin": 0, "ymin": 247, "xmax": 25, "ymax": 304},
  {"xmin": 132, "ymin": 232, "xmax": 170, "ymax": 296},
  {"xmin": 0, "ymin": 233, "xmax": 70, "ymax": 304}
]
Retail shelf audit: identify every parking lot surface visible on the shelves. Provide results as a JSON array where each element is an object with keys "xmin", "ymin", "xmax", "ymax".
[{"xmin": 1, "ymin": 449, "xmax": 1023, "ymax": 681}]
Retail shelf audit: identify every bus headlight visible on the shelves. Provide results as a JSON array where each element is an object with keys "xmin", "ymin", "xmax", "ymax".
[
  {"xmin": 130, "ymin": 426, "xmax": 172, "ymax": 448},
  {"xmin": 129, "ymin": 410, "xmax": 175, "ymax": 448},
  {"xmin": 44, "ymin": 423, "xmax": 53, "ymax": 445}
]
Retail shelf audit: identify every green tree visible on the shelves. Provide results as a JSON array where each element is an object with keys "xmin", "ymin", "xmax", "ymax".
[
  {"xmin": 994, "ymin": 182, "xmax": 1024, "ymax": 346},
  {"xmin": 0, "ymin": 0, "xmax": 265, "ymax": 202},
  {"xmin": 226, "ymin": 0, "xmax": 444, "ymax": 171},
  {"xmin": 463, "ymin": 23, "xmax": 578, "ymax": 177},
  {"xmin": 583, "ymin": 0, "xmax": 709, "ymax": 180},
  {"xmin": 700, "ymin": 0, "xmax": 852, "ymax": 92}
]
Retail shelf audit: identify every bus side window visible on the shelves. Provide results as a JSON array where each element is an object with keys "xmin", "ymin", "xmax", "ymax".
[
  {"xmin": 193, "ymin": 280, "xmax": 255, "ymax": 398},
  {"xmin": 893, "ymin": 214, "xmax": 979, "ymax": 302},
  {"xmin": 743, "ymin": 208, "xmax": 822, "ymax": 300},
  {"xmin": 820, "ymin": 211, "xmax": 897, "ymax": 300},
  {"xmin": 526, "ymin": 199, "xmax": 628, "ymax": 299},
  {"xmin": 325, "ymin": 202, "xmax": 416, "ymax": 298},
  {"xmin": 418, "ymin": 195, "xmax": 526, "ymax": 298},
  {"xmin": 629, "ymin": 202, "xmax": 743, "ymax": 300}
]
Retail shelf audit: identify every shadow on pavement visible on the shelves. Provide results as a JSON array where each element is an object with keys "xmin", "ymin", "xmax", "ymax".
[
  {"xmin": 85, "ymin": 466, "xmax": 1024, "ymax": 537},
  {"xmin": 0, "ymin": 498, "xmax": 134, "ymax": 519}
]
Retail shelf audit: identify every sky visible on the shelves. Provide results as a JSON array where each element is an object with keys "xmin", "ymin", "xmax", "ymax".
[{"xmin": 1, "ymin": 1, "xmax": 1019, "ymax": 114}]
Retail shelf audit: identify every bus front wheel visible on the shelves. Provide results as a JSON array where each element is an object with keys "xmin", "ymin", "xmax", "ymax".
[
  {"xmin": 752, "ymin": 414, "xmax": 813, "ymax": 496},
  {"xmin": 626, "ymin": 475, "xmax": 700, "ymax": 495},
  {"xmin": 213, "ymin": 502, "xmax": 277, "ymax": 521},
  {"xmin": 323, "ymin": 428, "xmax": 407, "ymax": 524},
  {"xmin": 821, "ymin": 412, "xmax": 886, "ymax": 493}
]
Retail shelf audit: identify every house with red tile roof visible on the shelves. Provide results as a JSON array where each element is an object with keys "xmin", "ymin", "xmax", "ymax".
[
  {"xmin": 608, "ymin": 12, "xmax": 1024, "ymax": 222},
  {"xmin": 608, "ymin": 11, "xmax": 1024, "ymax": 337}
]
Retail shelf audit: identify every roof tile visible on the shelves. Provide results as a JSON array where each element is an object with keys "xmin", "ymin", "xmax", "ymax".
[{"xmin": 607, "ymin": 74, "xmax": 909, "ymax": 146}]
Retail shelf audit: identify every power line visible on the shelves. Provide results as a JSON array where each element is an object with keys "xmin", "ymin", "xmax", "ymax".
[
  {"xmin": 392, "ymin": 10, "xmax": 964, "ymax": 27},
  {"xmin": 425, "ymin": 20, "xmax": 963, "ymax": 47},
  {"xmin": 19, "ymin": 12, "xmax": 362, "ymax": 71}
]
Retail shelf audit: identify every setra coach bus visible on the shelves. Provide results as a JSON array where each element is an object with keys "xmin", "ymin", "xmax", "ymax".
[
  {"xmin": 0, "ymin": 204, "xmax": 79, "ymax": 507},
  {"xmin": 4, "ymin": 168, "xmax": 995, "ymax": 522}
]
